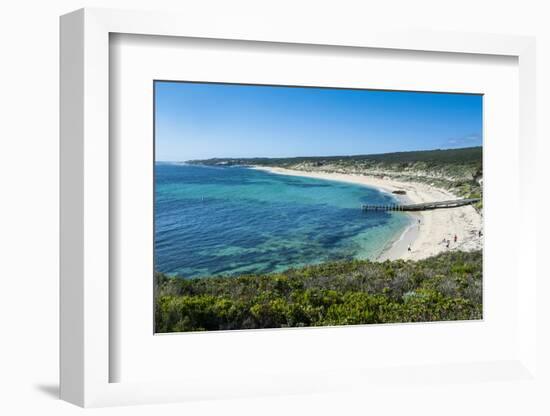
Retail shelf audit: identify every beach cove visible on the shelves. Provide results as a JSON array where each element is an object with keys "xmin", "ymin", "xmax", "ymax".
[{"xmin": 251, "ymin": 166, "xmax": 483, "ymax": 261}]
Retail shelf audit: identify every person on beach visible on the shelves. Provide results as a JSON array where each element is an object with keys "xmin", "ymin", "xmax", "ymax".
[
  {"xmin": 454, "ymin": 234, "xmax": 457, "ymax": 243},
  {"xmin": 478, "ymin": 230, "xmax": 482, "ymax": 237},
  {"xmin": 408, "ymin": 244, "xmax": 411, "ymax": 252}
]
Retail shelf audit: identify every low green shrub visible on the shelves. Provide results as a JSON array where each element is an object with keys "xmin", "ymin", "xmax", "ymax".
[{"xmin": 155, "ymin": 250, "xmax": 482, "ymax": 332}]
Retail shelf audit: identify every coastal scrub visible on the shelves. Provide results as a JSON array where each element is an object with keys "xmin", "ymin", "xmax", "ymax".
[{"xmin": 155, "ymin": 250, "xmax": 482, "ymax": 332}]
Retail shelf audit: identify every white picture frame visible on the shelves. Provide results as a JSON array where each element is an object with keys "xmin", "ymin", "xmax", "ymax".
[{"xmin": 60, "ymin": 7, "xmax": 538, "ymax": 408}]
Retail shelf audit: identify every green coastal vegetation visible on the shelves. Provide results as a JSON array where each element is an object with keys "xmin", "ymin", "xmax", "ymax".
[
  {"xmin": 188, "ymin": 146, "xmax": 483, "ymax": 210},
  {"xmin": 155, "ymin": 250, "xmax": 482, "ymax": 333}
]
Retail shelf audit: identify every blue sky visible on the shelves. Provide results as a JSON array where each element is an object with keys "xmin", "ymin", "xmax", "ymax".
[{"xmin": 155, "ymin": 81, "xmax": 482, "ymax": 161}]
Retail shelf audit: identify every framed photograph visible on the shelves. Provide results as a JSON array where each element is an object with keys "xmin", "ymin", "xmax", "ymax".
[
  {"xmin": 60, "ymin": 8, "xmax": 538, "ymax": 408},
  {"xmin": 152, "ymin": 81, "xmax": 484, "ymax": 333}
]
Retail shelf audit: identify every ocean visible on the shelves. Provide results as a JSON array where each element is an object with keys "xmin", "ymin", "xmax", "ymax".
[{"xmin": 155, "ymin": 163, "xmax": 411, "ymax": 278}]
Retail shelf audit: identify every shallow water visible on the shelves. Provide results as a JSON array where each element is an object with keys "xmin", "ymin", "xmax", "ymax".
[{"xmin": 155, "ymin": 163, "xmax": 411, "ymax": 278}]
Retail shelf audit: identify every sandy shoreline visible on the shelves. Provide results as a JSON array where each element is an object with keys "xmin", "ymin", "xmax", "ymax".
[{"xmin": 251, "ymin": 166, "xmax": 483, "ymax": 261}]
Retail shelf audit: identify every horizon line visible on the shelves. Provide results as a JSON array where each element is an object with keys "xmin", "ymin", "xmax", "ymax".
[{"xmin": 156, "ymin": 145, "xmax": 482, "ymax": 163}]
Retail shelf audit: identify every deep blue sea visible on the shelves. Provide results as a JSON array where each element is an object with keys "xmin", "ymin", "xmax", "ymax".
[{"xmin": 155, "ymin": 163, "xmax": 411, "ymax": 278}]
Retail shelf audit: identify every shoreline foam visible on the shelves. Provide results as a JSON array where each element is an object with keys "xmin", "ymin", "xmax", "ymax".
[{"xmin": 251, "ymin": 166, "xmax": 483, "ymax": 261}]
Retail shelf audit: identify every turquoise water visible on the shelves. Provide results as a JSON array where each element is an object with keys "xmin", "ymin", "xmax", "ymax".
[{"xmin": 155, "ymin": 163, "xmax": 411, "ymax": 278}]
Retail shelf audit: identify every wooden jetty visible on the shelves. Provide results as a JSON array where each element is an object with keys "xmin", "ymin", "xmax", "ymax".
[{"xmin": 361, "ymin": 198, "xmax": 480, "ymax": 212}]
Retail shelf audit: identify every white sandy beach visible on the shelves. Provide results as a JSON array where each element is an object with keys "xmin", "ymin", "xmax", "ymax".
[{"xmin": 252, "ymin": 166, "xmax": 483, "ymax": 261}]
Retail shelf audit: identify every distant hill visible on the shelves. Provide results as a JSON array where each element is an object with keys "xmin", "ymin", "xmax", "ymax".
[
  {"xmin": 187, "ymin": 147, "xmax": 483, "ymax": 203},
  {"xmin": 188, "ymin": 146, "xmax": 482, "ymax": 168}
]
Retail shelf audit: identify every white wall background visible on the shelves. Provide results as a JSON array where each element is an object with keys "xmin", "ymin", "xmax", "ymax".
[{"xmin": 0, "ymin": 1, "xmax": 548, "ymax": 415}]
